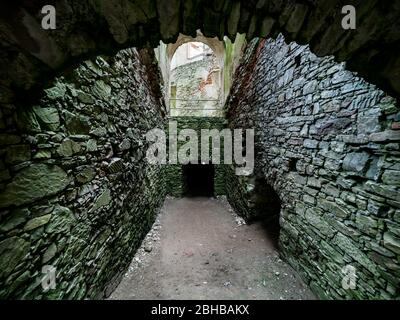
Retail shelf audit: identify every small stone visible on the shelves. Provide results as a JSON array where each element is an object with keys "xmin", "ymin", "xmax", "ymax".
[
  {"xmin": 33, "ymin": 150, "xmax": 51, "ymax": 159},
  {"xmin": 32, "ymin": 106, "xmax": 60, "ymax": 131},
  {"xmin": 44, "ymin": 82, "xmax": 66, "ymax": 100},
  {"xmin": 303, "ymin": 139, "xmax": 319, "ymax": 149},
  {"xmin": 357, "ymin": 113, "xmax": 381, "ymax": 134},
  {"xmin": 0, "ymin": 237, "xmax": 30, "ymax": 279},
  {"xmin": 92, "ymin": 80, "xmax": 112, "ymax": 100},
  {"xmin": 382, "ymin": 170, "xmax": 400, "ymax": 186},
  {"xmin": 90, "ymin": 127, "xmax": 107, "ymax": 137},
  {"xmin": 77, "ymin": 91, "xmax": 94, "ymax": 104},
  {"xmin": 119, "ymin": 139, "xmax": 131, "ymax": 151},
  {"xmin": 42, "ymin": 243, "xmax": 57, "ymax": 263},
  {"xmin": 383, "ymin": 232, "xmax": 400, "ymax": 254},
  {"xmin": 0, "ymin": 164, "xmax": 70, "ymax": 208},
  {"xmin": 5, "ymin": 145, "xmax": 30, "ymax": 164},
  {"xmin": 65, "ymin": 111, "xmax": 91, "ymax": 135},
  {"xmin": 379, "ymin": 101, "xmax": 398, "ymax": 115},
  {"xmin": 356, "ymin": 213, "xmax": 378, "ymax": 236},
  {"xmin": 0, "ymin": 208, "xmax": 29, "ymax": 233},
  {"xmin": 76, "ymin": 166, "xmax": 96, "ymax": 184},
  {"xmin": 57, "ymin": 139, "xmax": 81, "ymax": 157},
  {"xmin": 302, "ymin": 80, "xmax": 317, "ymax": 95},
  {"xmin": 319, "ymin": 198, "xmax": 350, "ymax": 219},
  {"xmin": 90, "ymin": 189, "xmax": 111, "ymax": 212},
  {"xmin": 86, "ymin": 139, "xmax": 98, "ymax": 152},
  {"xmin": 24, "ymin": 214, "xmax": 52, "ymax": 231},
  {"xmin": 342, "ymin": 152, "xmax": 370, "ymax": 173},
  {"xmin": 370, "ymin": 130, "xmax": 400, "ymax": 142}
]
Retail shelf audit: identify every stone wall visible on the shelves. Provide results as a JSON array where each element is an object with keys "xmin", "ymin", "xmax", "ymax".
[
  {"xmin": 225, "ymin": 35, "xmax": 400, "ymax": 299},
  {"xmin": 170, "ymin": 55, "xmax": 222, "ymax": 117},
  {"xmin": 164, "ymin": 116, "xmax": 227, "ymax": 197},
  {"xmin": 0, "ymin": 48, "xmax": 167, "ymax": 299}
]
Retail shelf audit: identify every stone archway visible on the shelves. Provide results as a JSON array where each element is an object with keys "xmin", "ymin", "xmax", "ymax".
[{"xmin": 157, "ymin": 31, "xmax": 226, "ymax": 111}]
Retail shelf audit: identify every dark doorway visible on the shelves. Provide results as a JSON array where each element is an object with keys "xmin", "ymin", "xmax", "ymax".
[
  {"xmin": 183, "ymin": 164, "xmax": 214, "ymax": 197},
  {"xmin": 250, "ymin": 177, "xmax": 281, "ymax": 249}
]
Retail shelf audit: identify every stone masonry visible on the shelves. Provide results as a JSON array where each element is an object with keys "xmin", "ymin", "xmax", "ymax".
[
  {"xmin": 1, "ymin": 1, "xmax": 400, "ymax": 300},
  {"xmin": 0, "ymin": 48, "xmax": 167, "ymax": 299},
  {"xmin": 164, "ymin": 116, "xmax": 227, "ymax": 197},
  {"xmin": 225, "ymin": 35, "xmax": 400, "ymax": 299},
  {"xmin": 1, "ymin": 1, "xmax": 400, "ymax": 99}
]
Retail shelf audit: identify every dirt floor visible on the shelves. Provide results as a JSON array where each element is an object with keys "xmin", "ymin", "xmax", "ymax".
[{"xmin": 108, "ymin": 197, "xmax": 315, "ymax": 300}]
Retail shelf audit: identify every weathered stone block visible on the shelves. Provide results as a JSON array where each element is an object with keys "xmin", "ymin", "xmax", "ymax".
[
  {"xmin": 92, "ymin": 80, "xmax": 112, "ymax": 100},
  {"xmin": 57, "ymin": 139, "xmax": 81, "ymax": 157},
  {"xmin": 303, "ymin": 139, "xmax": 319, "ymax": 149},
  {"xmin": 0, "ymin": 208, "xmax": 29, "ymax": 233},
  {"xmin": 44, "ymin": 83, "xmax": 66, "ymax": 100},
  {"xmin": 383, "ymin": 232, "xmax": 400, "ymax": 255},
  {"xmin": 365, "ymin": 181, "xmax": 400, "ymax": 202},
  {"xmin": 42, "ymin": 243, "xmax": 57, "ymax": 263},
  {"xmin": 91, "ymin": 189, "xmax": 111, "ymax": 212},
  {"xmin": 303, "ymin": 80, "xmax": 317, "ymax": 95},
  {"xmin": 0, "ymin": 237, "xmax": 30, "ymax": 279},
  {"xmin": 65, "ymin": 111, "xmax": 91, "ymax": 135},
  {"xmin": 382, "ymin": 170, "xmax": 400, "ymax": 186},
  {"xmin": 357, "ymin": 113, "xmax": 381, "ymax": 134},
  {"xmin": 370, "ymin": 130, "xmax": 400, "ymax": 142},
  {"xmin": 33, "ymin": 150, "xmax": 52, "ymax": 160},
  {"xmin": 86, "ymin": 139, "xmax": 98, "ymax": 152},
  {"xmin": 76, "ymin": 166, "xmax": 96, "ymax": 184},
  {"xmin": 24, "ymin": 214, "xmax": 52, "ymax": 231},
  {"xmin": 333, "ymin": 233, "xmax": 378, "ymax": 276},
  {"xmin": 342, "ymin": 152, "xmax": 370, "ymax": 173},
  {"xmin": 77, "ymin": 91, "xmax": 94, "ymax": 104},
  {"xmin": 305, "ymin": 208, "xmax": 335, "ymax": 237},
  {"xmin": 33, "ymin": 106, "xmax": 60, "ymax": 131},
  {"xmin": 0, "ymin": 164, "xmax": 70, "ymax": 208},
  {"xmin": 90, "ymin": 127, "xmax": 107, "ymax": 137},
  {"xmin": 356, "ymin": 213, "xmax": 379, "ymax": 236},
  {"xmin": 319, "ymin": 199, "xmax": 350, "ymax": 219}
]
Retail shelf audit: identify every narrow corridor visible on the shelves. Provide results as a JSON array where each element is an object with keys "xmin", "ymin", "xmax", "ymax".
[{"xmin": 109, "ymin": 197, "xmax": 315, "ymax": 300}]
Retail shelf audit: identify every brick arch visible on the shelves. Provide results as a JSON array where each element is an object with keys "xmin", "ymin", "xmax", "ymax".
[{"xmin": 1, "ymin": 0, "xmax": 400, "ymax": 99}]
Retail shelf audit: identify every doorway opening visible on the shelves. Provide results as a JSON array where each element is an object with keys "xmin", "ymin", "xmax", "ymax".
[
  {"xmin": 250, "ymin": 177, "xmax": 282, "ymax": 249},
  {"xmin": 183, "ymin": 164, "xmax": 214, "ymax": 197}
]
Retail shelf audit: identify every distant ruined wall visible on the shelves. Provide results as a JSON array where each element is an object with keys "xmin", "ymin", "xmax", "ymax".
[
  {"xmin": 0, "ymin": 48, "xmax": 167, "ymax": 299},
  {"xmin": 225, "ymin": 35, "xmax": 400, "ymax": 299},
  {"xmin": 170, "ymin": 55, "xmax": 222, "ymax": 117},
  {"xmin": 164, "ymin": 117, "xmax": 227, "ymax": 197}
]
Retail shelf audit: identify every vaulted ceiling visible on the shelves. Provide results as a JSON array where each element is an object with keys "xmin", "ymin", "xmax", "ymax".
[{"xmin": 1, "ymin": 0, "xmax": 399, "ymax": 98}]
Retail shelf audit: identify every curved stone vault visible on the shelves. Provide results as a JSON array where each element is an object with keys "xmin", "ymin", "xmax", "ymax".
[{"xmin": 1, "ymin": 0, "xmax": 400, "ymax": 98}]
